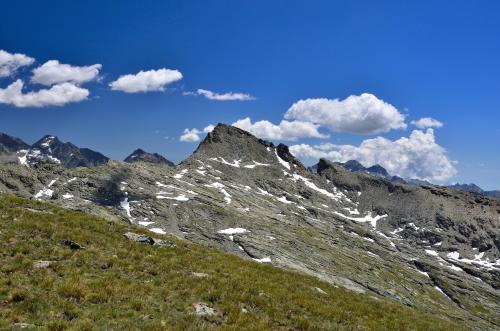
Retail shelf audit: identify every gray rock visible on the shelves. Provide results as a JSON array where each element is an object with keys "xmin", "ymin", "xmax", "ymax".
[
  {"xmin": 124, "ymin": 232, "xmax": 154, "ymax": 245},
  {"xmin": 152, "ymin": 238, "xmax": 175, "ymax": 248},
  {"xmin": 62, "ymin": 239, "xmax": 82, "ymax": 249},
  {"xmin": 193, "ymin": 303, "xmax": 216, "ymax": 316},
  {"xmin": 32, "ymin": 260, "xmax": 52, "ymax": 268}
]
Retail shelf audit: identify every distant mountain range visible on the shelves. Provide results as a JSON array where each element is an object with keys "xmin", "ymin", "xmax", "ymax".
[
  {"xmin": 0, "ymin": 133, "xmax": 174, "ymax": 168},
  {"xmin": 447, "ymin": 183, "xmax": 500, "ymax": 198},
  {"xmin": 314, "ymin": 159, "xmax": 499, "ymax": 198},
  {"xmin": 0, "ymin": 131, "xmax": 497, "ymax": 197}
]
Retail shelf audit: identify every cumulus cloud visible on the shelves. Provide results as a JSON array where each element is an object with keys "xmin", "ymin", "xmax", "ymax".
[
  {"xmin": 285, "ymin": 93, "xmax": 407, "ymax": 134},
  {"xmin": 109, "ymin": 68, "xmax": 182, "ymax": 93},
  {"xmin": 290, "ymin": 129, "xmax": 456, "ymax": 182},
  {"xmin": 231, "ymin": 117, "xmax": 328, "ymax": 141},
  {"xmin": 0, "ymin": 79, "xmax": 89, "ymax": 107},
  {"xmin": 0, "ymin": 50, "xmax": 35, "ymax": 77},
  {"xmin": 179, "ymin": 128, "xmax": 201, "ymax": 142},
  {"xmin": 179, "ymin": 124, "xmax": 215, "ymax": 142},
  {"xmin": 411, "ymin": 117, "xmax": 443, "ymax": 129},
  {"xmin": 31, "ymin": 60, "xmax": 101, "ymax": 86},
  {"xmin": 203, "ymin": 124, "xmax": 215, "ymax": 133},
  {"xmin": 194, "ymin": 88, "xmax": 255, "ymax": 101}
]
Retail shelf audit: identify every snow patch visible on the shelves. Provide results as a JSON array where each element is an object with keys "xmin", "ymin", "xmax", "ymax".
[
  {"xmin": 425, "ymin": 249, "xmax": 439, "ymax": 257},
  {"xmin": 157, "ymin": 194, "xmax": 189, "ymax": 201},
  {"xmin": 276, "ymin": 196, "xmax": 293, "ymax": 204},
  {"xmin": 173, "ymin": 169, "xmax": 188, "ymax": 179},
  {"xmin": 218, "ymin": 228, "xmax": 248, "ymax": 235},
  {"xmin": 150, "ymin": 228, "xmax": 166, "ymax": 235},
  {"xmin": 334, "ymin": 211, "xmax": 387, "ymax": 228},
  {"xmin": 120, "ymin": 198, "xmax": 132, "ymax": 218},
  {"xmin": 274, "ymin": 149, "xmax": 290, "ymax": 170},
  {"xmin": 253, "ymin": 257, "xmax": 271, "ymax": 263}
]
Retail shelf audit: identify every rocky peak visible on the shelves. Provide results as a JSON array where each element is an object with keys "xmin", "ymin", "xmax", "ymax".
[
  {"xmin": 124, "ymin": 148, "xmax": 174, "ymax": 166},
  {"xmin": 28, "ymin": 135, "xmax": 109, "ymax": 168},
  {"xmin": 336, "ymin": 159, "xmax": 390, "ymax": 179},
  {"xmin": 32, "ymin": 135, "xmax": 60, "ymax": 150},
  {"xmin": 188, "ymin": 123, "xmax": 274, "ymax": 162},
  {"xmin": 276, "ymin": 143, "xmax": 307, "ymax": 172},
  {"xmin": 186, "ymin": 123, "xmax": 309, "ymax": 174}
]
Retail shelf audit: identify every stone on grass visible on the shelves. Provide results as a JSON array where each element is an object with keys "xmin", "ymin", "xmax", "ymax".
[
  {"xmin": 33, "ymin": 260, "xmax": 52, "ymax": 269},
  {"xmin": 124, "ymin": 232, "xmax": 154, "ymax": 245},
  {"xmin": 62, "ymin": 239, "xmax": 82, "ymax": 249},
  {"xmin": 193, "ymin": 302, "xmax": 216, "ymax": 316}
]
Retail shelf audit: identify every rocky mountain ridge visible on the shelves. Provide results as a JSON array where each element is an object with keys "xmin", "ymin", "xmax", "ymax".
[
  {"xmin": 0, "ymin": 133, "xmax": 109, "ymax": 168},
  {"xmin": 327, "ymin": 158, "xmax": 499, "ymax": 198},
  {"xmin": 449, "ymin": 183, "xmax": 500, "ymax": 199},
  {"xmin": 124, "ymin": 148, "xmax": 175, "ymax": 166},
  {"xmin": 0, "ymin": 124, "xmax": 498, "ymax": 329}
]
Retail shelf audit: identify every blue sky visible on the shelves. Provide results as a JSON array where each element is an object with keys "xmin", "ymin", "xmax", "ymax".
[{"xmin": 0, "ymin": 1, "xmax": 499, "ymax": 189}]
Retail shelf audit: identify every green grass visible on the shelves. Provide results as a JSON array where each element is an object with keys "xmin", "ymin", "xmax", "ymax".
[{"xmin": 0, "ymin": 194, "xmax": 464, "ymax": 330}]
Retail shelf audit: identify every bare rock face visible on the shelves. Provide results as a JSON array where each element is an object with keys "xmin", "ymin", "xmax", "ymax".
[
  {"xmin": 124, "ymin": 148, "xmax": 174, "ymax": 166},
  {"xmin": 0, "ymin": 123, "xmax": 499, "ymax": 330}
]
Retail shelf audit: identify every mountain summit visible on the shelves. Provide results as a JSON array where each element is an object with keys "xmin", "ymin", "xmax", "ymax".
[
  {"xmin": 28, "ymin": 135, "xmax": 109, "ymax": 167},
  {"xmin": 124, "ymin": 148, "xmax": 174, "ymax": 166}
]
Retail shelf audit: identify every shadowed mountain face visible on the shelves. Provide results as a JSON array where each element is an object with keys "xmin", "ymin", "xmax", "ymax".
[
  {"xmin": 0, "ymin": 133, "xmax": 29, "ymax": 153},
  {"xmin": 0, "ymin": 133, "xmax": 30, "ymax": 164},
  {"xmin": 124, "ymin": 148, "xmax": 174, "ymax": 166},
  {"xmin": 0, "ymin": 124, "xmax": 498, "ymax": 330}
]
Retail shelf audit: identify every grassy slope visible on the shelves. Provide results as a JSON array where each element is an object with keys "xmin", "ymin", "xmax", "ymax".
[{"xmin": 0, "ymin": 195, "xmax": 463, "ymax": 330}]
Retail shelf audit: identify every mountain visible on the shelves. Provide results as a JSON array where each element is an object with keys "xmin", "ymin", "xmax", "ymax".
[
  {"xmin": 449, "ymin": 183, "xmax": 484, "ymax": 194},
  {"xmin": 124, "ymin": 148, "xmax": 174, "ymax": 166},
  {"xmin": 21, "ymin": 135, "xmax": 109, "ymax": 167},
  {"xmin": 449, "ymin": 183, "xmax": 500, "ymax": 199},
  {"xmin": 0, "ymin": 123, "xmax": 498, "ymax": 329},
  {"xmin": 335, "ymin": 160, "xmax": 391, "ymax": 179},
  {"xmin": 335, "ymin": 160, "xmax": 499, "ymax": 198},
  {"xmin": 0, "ymin": 132, "xmax": 30, "ymax": 164},
  {"xmin": 0, "ymin": 132, "xmax": 29, "ymax": 153}
]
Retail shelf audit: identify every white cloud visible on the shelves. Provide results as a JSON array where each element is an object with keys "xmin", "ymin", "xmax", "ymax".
[
  {"xmin": 31, "ymin": 60, "xmax": 101, "ymax": 86},
  {"xmin": 290, "ymin": 129, "xmax": 456, "ymax": 182},
  {"xmin": 203, "ymin": 124, "xmax": 215, "ymax": 133},
  {"xmin": 195, "ymin": 88, "xmax": 254, "ymax": 101},
  {"xmin": 179, "ymin": 128, "xmax": 201, "ymax": 142},
  {"xmin": 0, "ymin": 79, "xmax": 89, "ymax": 107},
  {"xmin": 289, "ymin": 144, "xmax": 341, "ymax": 160},
  {"xmin": 109, "ymin": 68, "xmax": 182, "ymax": 93},
  {"xmin": 0, "ymin": 50, "xmax": 35, "ymax": 77},
  {"xmin": 411, "ymin": 117, "xmax": 443, "ymax": 129},
  {"xmin": 231, "ymin": 117, "xmax": 328, "ymax": 141},
  {"xmin": 179, "ymin": 124, "xmax": 215, "ymax": 142},
  {"xmin": 285, "ymin": 93, "xmax": 407, "ymax": 134}
]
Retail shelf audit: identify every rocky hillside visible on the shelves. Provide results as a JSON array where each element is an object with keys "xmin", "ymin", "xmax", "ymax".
[
  {"xmin": 0, "ymin": 124, "xmax": 498, "ymax": 329},
  {"xmin": 0, "ymin": 195, "xmax": 463, "ymax": 330}
]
